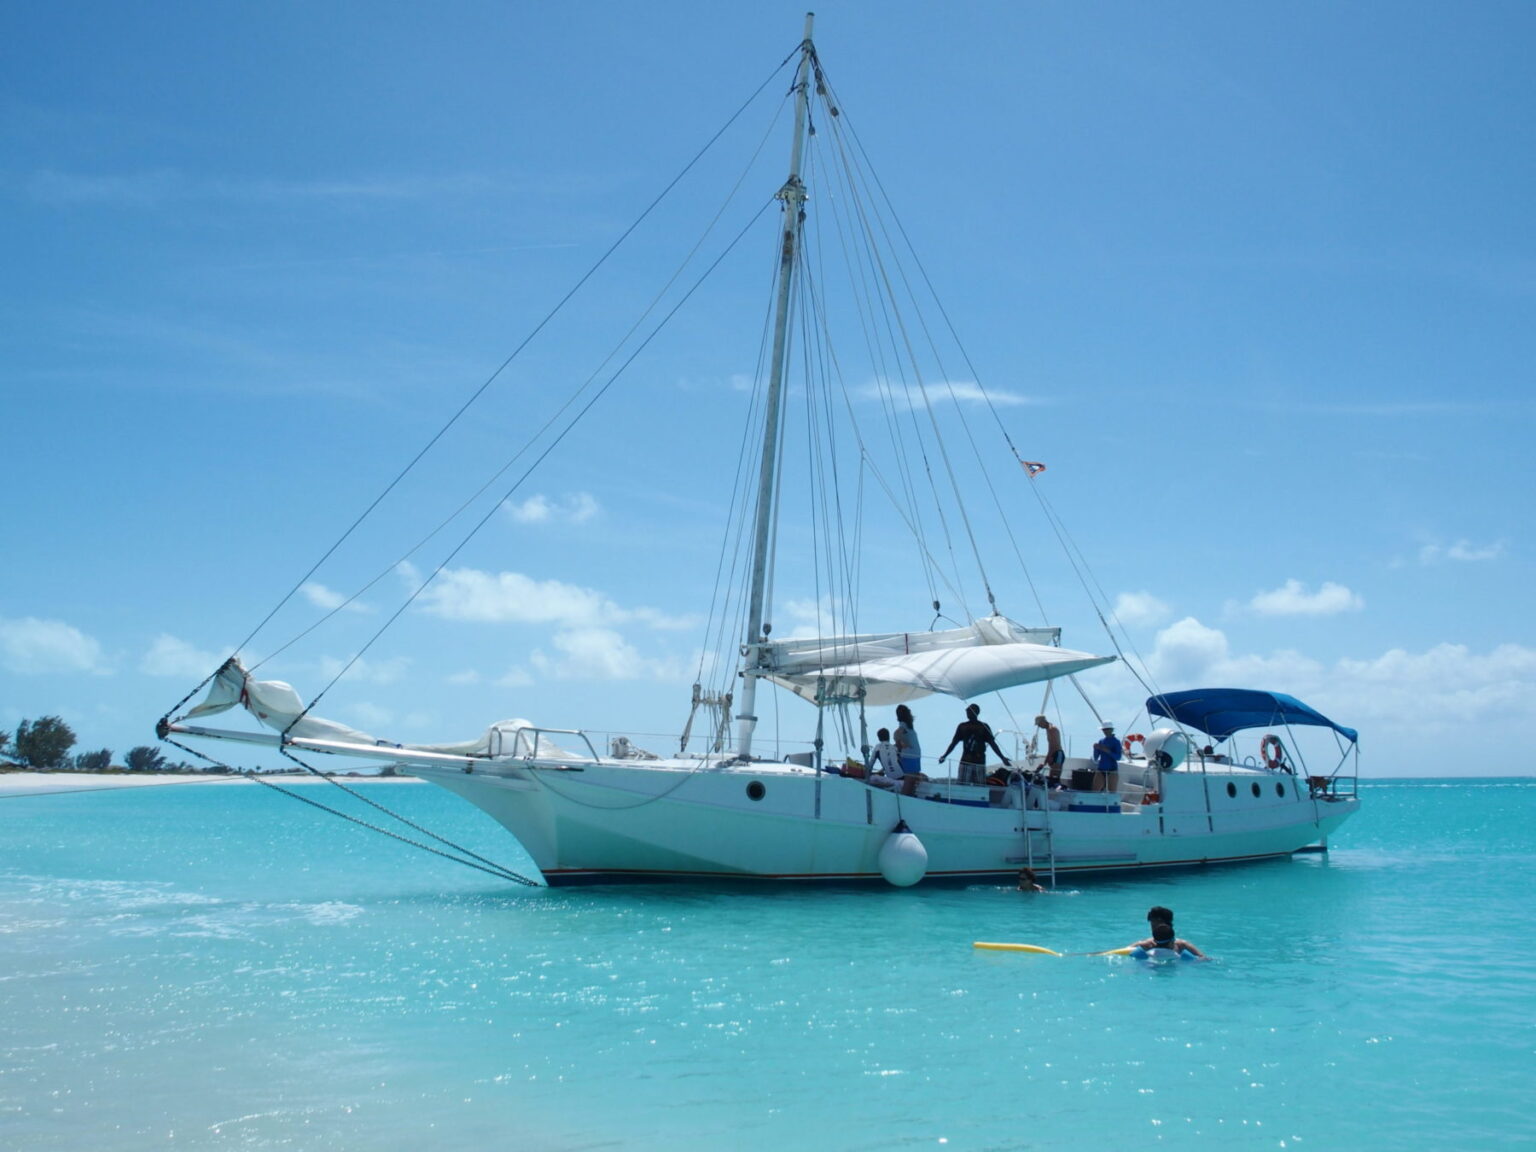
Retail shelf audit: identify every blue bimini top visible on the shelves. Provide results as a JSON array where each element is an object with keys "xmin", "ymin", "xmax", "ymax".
[{"xmin": 1145, "ymin": 688, "xmax": 1357, "ymax": 744}]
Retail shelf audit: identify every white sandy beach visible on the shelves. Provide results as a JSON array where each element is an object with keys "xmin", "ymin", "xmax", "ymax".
[{"xmin": 0, "ymin": 771, "xmax": 424, "ymax": 798}]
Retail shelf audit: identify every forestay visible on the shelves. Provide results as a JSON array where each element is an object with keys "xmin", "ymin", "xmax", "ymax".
[{"xmin": 762, "ymin": 614, "xmax": 1115, "ymax": 706}]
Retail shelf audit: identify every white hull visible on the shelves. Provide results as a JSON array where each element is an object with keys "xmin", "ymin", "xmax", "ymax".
[{"xmin": 412, "ymin": 756, "xmax": 1358, "ymax": 886}]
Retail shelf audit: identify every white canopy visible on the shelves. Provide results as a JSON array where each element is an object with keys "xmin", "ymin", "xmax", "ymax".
[{"xmin": 761, "ymin": 615, "xmax": 1114, "ymax": 706}]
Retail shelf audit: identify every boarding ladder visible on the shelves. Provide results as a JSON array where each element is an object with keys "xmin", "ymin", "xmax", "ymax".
[{"xmin": 1020, "ymin": 778, "xmax": 1058, "ymax": 887}]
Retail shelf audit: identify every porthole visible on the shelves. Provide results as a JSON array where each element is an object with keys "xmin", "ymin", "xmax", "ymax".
[
  {"xmin": 1276, "ymin": 782, "xmax": 1286, "ymax": 798},
  {"xmin": 746, "ymin": 781, "xmax": 766, "ymax": 802},
  {"xmin": 1226, "ymin": 782, "xmax": 1237, "ymax": 798},
  {"xmin": 1251, "ymin": 782, "xmax": 1262, "ymax": 798}
]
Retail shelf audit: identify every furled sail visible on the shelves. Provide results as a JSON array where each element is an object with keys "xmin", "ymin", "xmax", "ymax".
[
  {"xmin": 761, "ymin": 615, "xmax": 1115, "ymax": 706},
  {"xmin": 179, "ymin": 657, "xmax": 567, "ymax": 758}
]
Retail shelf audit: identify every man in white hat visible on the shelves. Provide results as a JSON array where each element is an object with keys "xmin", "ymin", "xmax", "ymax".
[{"xmin": 1091, "ymin": 720, "xmax": 1123, "ymax": 793}]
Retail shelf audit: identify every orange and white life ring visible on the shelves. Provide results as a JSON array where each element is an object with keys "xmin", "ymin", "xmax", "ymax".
[
  {"xmin": 1260, "ymin": 734, "xmax": 1285, "ymax": 771},
  {"xmin": 1123, "ymin": 733, "xmax": 1146, "ymax": 757}
]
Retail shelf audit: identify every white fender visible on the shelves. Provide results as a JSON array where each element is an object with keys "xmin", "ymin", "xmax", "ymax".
[
  {"xmin": 1142, "ymin": 728, "xmax": 1190, "ymax": 771},
  {"xmin": 878, "ymin": 821, "xmax": 928, "ymax": 887}
]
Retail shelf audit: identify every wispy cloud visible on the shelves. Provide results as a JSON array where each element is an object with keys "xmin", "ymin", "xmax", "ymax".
[
  {"xmin": 858, "ymin": 379, "xmax": 1036, "ymax": 411},
  {"xmin": 529, "ymin": 628, "xmax": 687, "ymax": 681},
  {"xmin": 503, "ymin": 492, "xmax": 600, "ymax": 526},
  {"xmin": 1419, "ymin": 539, "xmax": 1504, "ymax": 565},
  {"xmin": 413, "ymin": 566, "xmax": 695, "ymax": 631},
  {"xmin": 140, "ymin": 634, "xmax": 225, "ymax": 679},
  {"xmin": 317, "ymin": 655, "xmax": 411, "ymax": 686},
  {"xmin": 301, "ymin": 582, "xmax": 372, "ymax": 613},
  {"xmin": 1112, "ymin": 591, "xmax": 1171, "ymax": 628},
  {"xmin": 1, "ymin": 616, "xmax": 109, "ymax": 675},
  {"xmin": 1248, "ymin": 579, "xmax": 1363, "ymax": 617}
]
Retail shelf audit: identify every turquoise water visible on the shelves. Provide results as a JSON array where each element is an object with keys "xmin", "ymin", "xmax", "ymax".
[{"xmin": 1, "ymin": 779, "xmax": 1532, "ymax": 1150}]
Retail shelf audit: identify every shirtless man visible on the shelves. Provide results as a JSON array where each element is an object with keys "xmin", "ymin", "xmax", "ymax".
[{"xmin": 1034, "ymin": 714, "xmax": 1064, "ymax": 787}]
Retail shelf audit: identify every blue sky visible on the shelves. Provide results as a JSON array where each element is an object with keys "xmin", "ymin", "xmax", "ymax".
[{"xmin": 3, "ymin": 1, "xmax": 1531, "ymax": 777}]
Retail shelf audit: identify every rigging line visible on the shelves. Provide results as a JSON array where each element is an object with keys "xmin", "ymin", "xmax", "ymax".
[
  {"xmin": 801, "ymin": 265, "xmax": 970, "ymax": 612},
  {"xmin": 833, "ymin": 117, "xmax": 1037, "ymax": 620},
  {"xmin": 818, "ymin": 129, "xmax": 944, "ymax": 608},
  {"xmin": 253, "ymin": 95, "xmax": 794, "ymax": 674},
  {"xmin": 796, "ymin": 191, "xmax": 972, "ymax": 613},
  {"xmin": 815, "ymin": 100, "xmax": 973, "ymax": 618},
  {"xmin": 806, "ymin": 92, "xmax": 937, "ymax": 609},
  {"xmin": 292, "ymin": 198, "xmax": 777, "ymax": 723},
  {"xmin": 275, "ymin": 743, "xmax": 536, "ymax": 882},
  {"xmin": 818, "ymin": 94, "xmax": 990, "ymax": 620},
  {"xmin": 798, "ymin": 214, "xmax": 846, "ymax": 643},
  {"xmin": 1023, "ymin": 474, "xmax": 1160, "ymax": 699},
  {"xmin": 222, "ymin": 55, "xmax": 798, "ymax": 672},
  {"xmin": 695, "ymin": 219, "xmax": 785, "ymax": 690},
  {"xmin": 158, "ymin": 732, "xmax": 541, "ymax": 885},
  {"xmin": 802, "ymin": 148, "xmax": 865, "ymax": 642},
  {"xmin": 793, "ymin": 263, "xmax": 856, "ymax": 651},
  {"xmin": 819, "ymin": 75, "xmax": 1052, "ymax": 622},
  {"xmin": 796, "ymin": 263, "xmax": 832, "ymax": 653}
]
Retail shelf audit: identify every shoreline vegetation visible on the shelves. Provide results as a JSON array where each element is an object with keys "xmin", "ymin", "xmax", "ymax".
[{"xmin": 1, "ymin": 712, "xmax": 414, "ymax": 794}]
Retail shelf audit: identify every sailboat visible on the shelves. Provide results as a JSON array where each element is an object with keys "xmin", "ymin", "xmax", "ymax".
[{"xmin": 159, "ymin": 16, "xmax": 1360, "ymax": 886}]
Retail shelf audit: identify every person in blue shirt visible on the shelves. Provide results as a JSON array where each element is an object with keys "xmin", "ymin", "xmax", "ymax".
[{"xmin": 1091, "ymin": 721, "xmax": 1122, "ymax": 791}]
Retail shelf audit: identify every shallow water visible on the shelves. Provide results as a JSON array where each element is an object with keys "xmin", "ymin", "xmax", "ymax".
[{"xmin": 1, "ymin": 778, "xmax": 1531, "ymax": 1149}]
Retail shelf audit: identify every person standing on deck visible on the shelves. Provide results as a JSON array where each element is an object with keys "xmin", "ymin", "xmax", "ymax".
[
  {"xmin": 1034, "ymin": 714, "xmax": 1064, "ymax": 787},
  {"xmin": 938, "ymin": 703, "xmax": 1012, "ymax": 786},
  {"xmin": 1092, "ymin": 721, "xmax": 1123, "ymax": 792},
  {"xmin": 893, "ymin": 705, "xmax": 924, "ymax": 791}
]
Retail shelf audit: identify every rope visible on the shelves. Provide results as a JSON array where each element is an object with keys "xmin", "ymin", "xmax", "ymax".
[
  {"xmin": 160, "ymin": 52, "xmax": 796, "ymax": 713},
  {"xmin": 288, "ymin": 198, "xmax": 776, "ymax": 726},
  {"xmin": 160, "ymin": 734, "xmax": 542, "ymax": 887}
]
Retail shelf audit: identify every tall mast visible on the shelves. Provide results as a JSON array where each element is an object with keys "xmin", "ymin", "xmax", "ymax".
[{"xmin": 735, "ymin": 12, "xmax": 816, "ymax": 760}]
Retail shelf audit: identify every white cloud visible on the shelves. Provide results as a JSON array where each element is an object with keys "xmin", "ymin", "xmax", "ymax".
[
  {"xmin": 778, "ymin": 597, "xmax": 845, "ymax": 639},
  {"xmin": 1147, "ymin": 617, "xmax": 1230, "ymax": 684},
  {"xmin": 496, "ymin": 667, "xmax": 535, "ymax": 688},
  {"xmin": 415, "ymin": 567, "xmax": 693, "ymax": 631},
  {"xmin": 301, "ymin": 581, "xmax": 371, "ymax": 613},
  {"xmin": 1248, "ymin": 579, "xmax": 1363, "ymax": 617},
  {"xmin": 446, "ymin": 669, "xmax": 481, "ymax": 686},
  {"xmin": 140, "ymin": 634, "xmax": 227, "ymax": 678},
  {"xmin": 1332, "ymin": 643, "xmax": 1536, "ymax": 726},
  {"xmin": 1113, "ymin": 591, "xmax": 1171, "ymax": 628},
  {"xmin": 0, "ymin": 616, "xmax": 109, "ymax": 675},
  {"xmin": 858, "ymin": 379, "xmax": 1034, "ymax": 411},
  {"xmin": 503, "ymin": 492, "xmax": 600, "ymax": 525},
  {"xmin": 1419, "ymin": 539, "xmax": 1504, "ymax": 565},
  {"xmin": 1143, "ymin": 619, "xmax": 1536, "ymax": 755},
  {"xmin": 317, "ymin": 655, "xmax": 410, "ymax": 686},
  {"xmin": 529, "ymin": 628, "xmax": 683, "ymax": 681}
]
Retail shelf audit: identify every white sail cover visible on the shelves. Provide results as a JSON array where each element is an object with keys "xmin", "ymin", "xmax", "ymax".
[
  {"xmin": 761, "ymin": 614, "xmax": 1114, "ymax": 706},
  {"xmin": 181, "ymin": 658, "xmax": 567, "ymax": 757}
]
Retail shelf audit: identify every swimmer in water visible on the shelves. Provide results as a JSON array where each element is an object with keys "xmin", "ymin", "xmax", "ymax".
[
  {"xmin": 1132, "ymin": 918, "xmax": 1207, "ymax": 959},
  {"xmin": 1017, "ymin": 867, "xmax": 1045, "ymax": 893}
]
